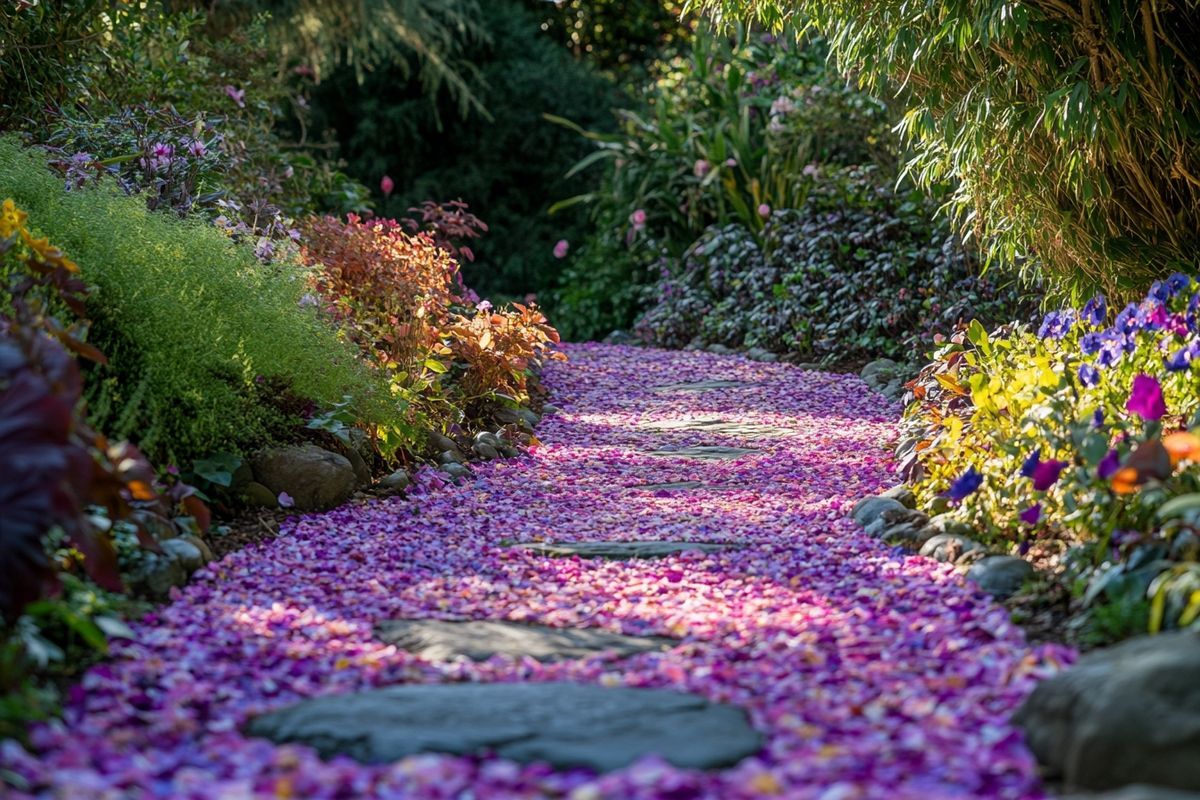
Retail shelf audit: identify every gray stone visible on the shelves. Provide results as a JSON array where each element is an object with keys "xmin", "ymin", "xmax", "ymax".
[
  {"xmin": 375, "ymin": 619, "xmax": 674, "ymax": 662},
  {"xmin": 542, "ymin": 404, "xmax": 560, "ymax": 415},
  {"xmin": 650, "ymin": 379, "xmax": 752, "ymax": 393},
  {"xmin": 632, "ymin": 481, "xmax": 705, "ymax": 491},
  {"xmin": 494, "ymin": 408, "xmax": 539, "ymax": 427},
  {"xmin": 128, "ymin": 552, "xmax": 188, "ymax": 599},
  {"xmin": 179, "ymin": 534, "xmax": 214, "ymax": 565},
  {"xmin": 240, "ymin": 481, "xmax": 279, "ymax": 509},
  {"xmin": 499, "ymin": 445, "xmax": 521, "ymax": 459},
  {"xmin": 880, "ymin": 522, "xmax": 926, "ymax": 545},
  {"xmin": 860, "ymin": 358, "xmax": 899, "ymax": 384},
  {"xmin": 517, "ymin": 409, "xmax": 541, "ymax": 428},
  {"xmin": 1014, "ymin": 631, "xmax": 1200, "ymax": 792},
  {"xmin": 427, "ymin": 430, "xmax": 459, "ymax": 454},
  {"xmin": 246, "ymin": 683, "xmax": 761, "ymax": 773},
  {"xmin": 919, "ymin": 513, "xmax": 977, "ymax": 541},
  {"xmin": 160, "ymin": 538, "xmax": 204, "ymax": 575},
  {"xmin": 252, "ymin": 444, "xmax": 357, "ymax": 511},
  {"xmin": 967, "ymin": 555, "xmax": 1034, "ymax": 598},
  {"xmin": 440, "ymin": 463, "xmax": 472, "ymax": 480},
  {"xmin": 437, "ymin": 450, "xmax": 463, "ymax": 465},
  {"xmin": 744, "ymin": 347, "xmax": 779, "ymax": 362},
  {"xmin": 379, "ymin": 469, "xmax": 411, "ymax": 492},
  {"xmin": 647, "ymin": 446, "xmax": 757, "ymax": 461},
  {"xmin": 473, "ymin": 442, "xmax": 501, "ymax": 460},
  {"xmin": 343, "ymin": 447, "xmax": 372, "ymax": 486},
  {"xmin": 851, "ymin": 496, "xmax": 907, "ymax": 529},
  {"xmin": 643, "ymin": 419, "xmax": 791, "ymax": 439},
  {"xmin": 604, "ymin": 330, "xmax": 636, "ymax": 345},
  {"xmin": 706, "ymin": 343, "xmax": 733, "ymax": 355},
  {"xmin": 1069, "ymin": 790, "xmax": 1200, "ymax": 800},
  {"xmin": 513, "ymin": 541, "xmax": 741, "ymax": 560},
  {"xmin": 474, "ymin": 431, "xmax": 503, "ymax": 448},
  {"xmin": 880, "ymin": 485, "xmax": 917, "ymax": 509},
  {"xmin": 919, "ymin": 534, "xmax": 986, "ymax": 563},
  {"xmin": 1061, "ymin": 787, "xmax": 1200, "ymax": 800}
]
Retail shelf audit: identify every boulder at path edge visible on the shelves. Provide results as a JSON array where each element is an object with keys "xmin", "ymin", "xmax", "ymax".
[
  {"xmin": 1014, "ymin": 630, "xmax": 1200, "ymax": 792},
  {"xmin": 252, "ymin": 444, "xmax": 357, "ymax": 511}
]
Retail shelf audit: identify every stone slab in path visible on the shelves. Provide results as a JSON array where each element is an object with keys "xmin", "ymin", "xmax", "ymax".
[
  {"xmin": 245, "ymin": 682, "xmax": 763, "ymax": 773},
  {"xmin": 643, "ymin": 418, "xmax": 792, "ymax": 439},
  {"xmin": 374, "ymin": 619, "xmax": 674, "ymax": 662},
  {"xmin": 647, "ymin": 445, "xmax": 757, "ymax": 460},
  {"xmin": 512, "ymin": 540, "xmax": 741, "ymax": 559},
  {"xmin": 650, "ymin": 380, "xmax": 753, "ymax": 393}
]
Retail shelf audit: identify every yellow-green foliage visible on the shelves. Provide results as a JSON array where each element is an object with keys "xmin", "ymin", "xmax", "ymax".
[{"xmin": 0, "ymin": 138, "xmax": 390, "ymax": 465}]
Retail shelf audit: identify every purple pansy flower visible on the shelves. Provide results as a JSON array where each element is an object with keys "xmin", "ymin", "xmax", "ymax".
[
  {"xmin": 1020, "ymin": 449, "xmax": 1041, "ymax": 478},
  {"xmin": 1081, "ymin": 295, "xmax": 1107, "ymax": 326},
  {"xmin": 1126, "ymin": 374, "xmax": 1167, "ymax": 421},
  {"xmin": 1078, "ymin": 363, "xmax": 1100, "ymax": 387},
  {"xmin": 1019, "ymin": 504, "xmax": 1042, "ymax": 525},
  {"xmin": 942, "ymin": 467, "xmax": 984, "ymax": 501},
  {"xmin": 1031, "ymin": 460, "xmax": 1068, "ymax": 491},
  {"xmin": 1098, "ymin": 449, "xmax": 1121, "ymax": 479}
]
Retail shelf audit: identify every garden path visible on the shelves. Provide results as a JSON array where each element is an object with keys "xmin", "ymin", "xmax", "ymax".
[{"xmin": 6, "ymin": 344, "xmax": 1063, "ymax": 799}]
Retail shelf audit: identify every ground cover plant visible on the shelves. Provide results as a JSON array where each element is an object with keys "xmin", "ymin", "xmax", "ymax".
[
  {"xmin": 634, "ymin": 167, "xmax": 1034, "ymax": 364},
  {"xmin": 902, "ymin": 275, "xmax": 1200, "ymax": 640}
]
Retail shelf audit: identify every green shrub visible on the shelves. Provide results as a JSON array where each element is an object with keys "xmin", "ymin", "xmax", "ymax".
[
  {"xmin": 0, "ymin": 139, "xmax": 389, "ymax": 466},
  {"xmin": 635, "ymin": 167, "xmax": 1034, "ymax": 362},
  {"xmin": 550, "ymin": 23, "xmax": 897, "ymax": 339},
  {"xmin": 693, "ymin": 0, "xmax": 1200, "ymax": 300}
]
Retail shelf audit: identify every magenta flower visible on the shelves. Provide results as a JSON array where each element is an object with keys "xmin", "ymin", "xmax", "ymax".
[
  {"xmin": 757, "ymin": 203, "xmax": 771, "ymax": 219},
  {"xmin": 553, "ymin": 239, "xmax": 569, "ymax": 259},
  {"xmin": 1019, "ymin": 504, "xmax": 1042, "ymax": 525},
  {"xmin": 1126, "ymin": 374, "xmax": 1167, "ymax": 421},
  {"xmin": 1031, "ymin": 460, "xmax": 1068, "ymax": 491},
  {"xmin": 630, "ymin": 209, "xmax": 647, "ymax": 231},
  {"xmin": 223, "ymin": 85, "xmax": 246, "ymax": 108},
  {"xmin": 693, "ymin": 159, "xmax": 711, "ymax": 178},
  {"xmin": 380, "ymin": 175, "xmax": 394, "ymax": 198}
]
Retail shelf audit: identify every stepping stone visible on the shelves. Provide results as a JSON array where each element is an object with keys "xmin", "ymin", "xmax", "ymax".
[
  {"xmin": 512, "ymin": 540, "xmax": 740, "ymax": 559},
  {"xmin": 644, "ymin": 419, "xmax": 791, "ymax": 439},
  {"xmin": 650, "ymin": 380, "xmax": 752, "ymax": 393},
  {"xmin": 647, "ymin": 446, "xmax": 757, "ymax": 460},
  {"xmin": 245, "ymin": 682, "xmax": 762, "ymax": 773},
  {"xmin": 629, "ymin": 480, "xmax": 705, "ymax": 490},
  {"xmin": 374, "ymin": 619, "xmax": 674, "ymax": 662}
]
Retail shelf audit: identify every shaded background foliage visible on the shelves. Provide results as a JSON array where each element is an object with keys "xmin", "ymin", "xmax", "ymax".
[{"xmin": 304, "ymin": 0, "xmax": 626, "ymax": 300}]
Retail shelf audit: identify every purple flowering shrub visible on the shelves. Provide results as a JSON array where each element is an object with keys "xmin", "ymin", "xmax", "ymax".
[
  {"xmin": 903, "ymin": 275, "xmax": 1200, "ymax": 637},
  {"xmin": 635, "ymin": 168, "xmax": 1034, "ymax": 364}
]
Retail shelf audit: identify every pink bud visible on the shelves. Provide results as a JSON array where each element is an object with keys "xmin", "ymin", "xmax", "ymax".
[
  {"xmin": 380, "ymin": 175, "xmax": 394, "ymax": 198},
  {"xmin": 553, "ymin": 239, "xmax": 570, "ymax": 259},
  {"xmin": 757, "ymin": 203, "xmax": 771, "ymax": 219}
]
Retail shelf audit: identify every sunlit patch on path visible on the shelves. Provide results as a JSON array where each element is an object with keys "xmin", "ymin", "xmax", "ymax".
[{"xmin": 2, "ymin": 343, "xmax": 1065, "ymax": 799}]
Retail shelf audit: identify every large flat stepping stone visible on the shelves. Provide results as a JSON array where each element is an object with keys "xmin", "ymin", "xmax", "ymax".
[
  {"xmin": 245, "ymin": 682, "xmax": 762, "ymax": 773},
  {"xmin": 650, "ymin": 380, "xmax": 753, "ymax": 393},
  {"xmin": 628, "ymin": 480, "xmax": 705, "ymax": 490},
  {"xmin": 647, "ymin": 445, "xmax": 757, "ymax": 460},
  {"xmin": 374, "ymin": 619, "xmax": 674, "ymax": 662},
  {"xmin": 512, "ymin": 540, "xmax": 740, "ymax": 559},
  {"xmin": 644, "ymin": 418, "xmax": 790, "ymax": 439}
]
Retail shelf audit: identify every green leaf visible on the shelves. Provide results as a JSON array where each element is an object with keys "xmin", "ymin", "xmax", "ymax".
[
  {"xmin": 423, "ymin": 358, "xmax": 448, "ymax": 374},
  {"xmin": 1156, "ymin": 493, "xmax": 1200, "ymax": 521}
]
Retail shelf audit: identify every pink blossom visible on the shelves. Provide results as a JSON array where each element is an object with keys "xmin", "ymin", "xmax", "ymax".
[
  {"xmin": 553, "ymin": 239, "xmax": 569, "ymax": 259},
  {"xmin": 693, "ymin": 159, "xmax": 711, "ymax": 178},
  {"xmin": 380, "ymin": 175, "xmax": 394, "ymax": 198},
  {"xmin": 223, "ymin": 85, "xmax": 246, "ymax": 108},
  {"xmin": 757, "ymin": 203, "xmax": 771, "ymax": 219},
  {"xmin": 630, "ymin": 209, "xmax": 647, "ymax": 231}
]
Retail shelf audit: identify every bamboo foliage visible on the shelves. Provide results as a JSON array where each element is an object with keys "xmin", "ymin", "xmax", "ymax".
[{"xmin": 688, "ymin": 0, "xmax": 1200, "ymax": 301}]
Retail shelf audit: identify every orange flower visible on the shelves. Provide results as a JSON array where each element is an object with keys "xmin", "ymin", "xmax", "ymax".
[
  {"xmin": 1164, "ymin": 431, "xmax": 1200, "ymax": 467},
  {"xmin": 1110, "ymin": 466, "xmax": 1141, "ymax": 495}
]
